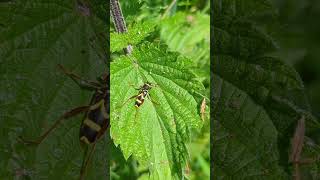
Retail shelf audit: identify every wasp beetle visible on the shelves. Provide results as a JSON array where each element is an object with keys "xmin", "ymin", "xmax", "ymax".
[{"xmin": 20, "ymin": 64, "xmax": 109, "ymax": 180}]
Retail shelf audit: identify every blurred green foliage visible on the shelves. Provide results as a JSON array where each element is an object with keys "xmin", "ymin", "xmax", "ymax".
[
  {"xmin": 271, "ymin": 0, "xmax": 320, "ymax": 119},
  {"xmin": 272, "ymin": 1, "xmax": 320, "ymax": 178},
  {"xmin": 213, "ymin": 0, "xmax": 320, "ymax": 179}
]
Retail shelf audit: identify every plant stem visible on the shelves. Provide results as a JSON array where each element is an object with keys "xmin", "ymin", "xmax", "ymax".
[
  {"xmin": 290, "ymin": 116, "xmax": 305, "ymax": 180},
  {"xmin": 110, "ymin": 0, "xmax": 132, "ymax": 55},
  {"xmin": 161, "ymin": 0, "xmax": 177, "ymax": 19}
]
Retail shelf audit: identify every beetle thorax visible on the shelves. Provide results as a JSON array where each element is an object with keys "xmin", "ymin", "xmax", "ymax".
[{"xmin": 142, "ymin": 90, "xmax": 148, "ymax": 96}]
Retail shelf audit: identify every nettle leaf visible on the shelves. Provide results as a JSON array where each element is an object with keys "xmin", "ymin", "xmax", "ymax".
[
  {"xmin": 121, "ymin": 1, "xmax": 144, "ymax": 18},
  {"xmin": 111, "ymin": 21, "xmax": 155, "ymax": 53},
  {"xmin": 214, "ymin": 0, "xmax": 276, "ymax": 20},
  {"xmin": 0, "ymin": 1, "xmax": 108, "ymax": 179},
  {"xmin": 160, "ymin": 12, "xmax": 210, "ymax": 83},
  {"xmin": 160, "ymin": 11, "xmax": 210, "ymax": 179},
  {"xmin": 213, "ymin": 75, "xmax": 288, "ymax": 179},
  {"xmin": 213, "ymin": 0, "xmax": 320, "ymax": 179},
  {"xmin": 160, "ymin": 12, "xmax": 209, "ymax": 58},
  {"xmin": 110, "ymin": 43, "xmax": 204, "ymax": 179}
]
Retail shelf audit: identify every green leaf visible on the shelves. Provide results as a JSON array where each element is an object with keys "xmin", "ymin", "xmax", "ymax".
[
  {"xmin": 299, "ymin": 138, "xmax": 320, "ymax": 179},
  {"xmin": 110, "ymin": 21, "xmax": 155, "ymax": 53},
  {"xmin": 121, "ymin": 1, "xmax": 144, "ymax": 18},
  {"xmin": 213, "ymin": 0, "xmax": 320, "ymax": 179},
  {"xmin": 160, "ymin": 12, "xmax": 210, "ymax": 89},
  {"xmin": 0, "ymin": 1, "xmax": 108, "ymax": 179},
  {"xmin": 160, "ymin": 12, "xmax": 210, "ymax": 58},
  {"xmin": 213, "ymin": 75, "xmax": 288, "ymax": 179},
  {"xmin": 110, "ymin": 43, "xmax": 204, "ymax": 179}
]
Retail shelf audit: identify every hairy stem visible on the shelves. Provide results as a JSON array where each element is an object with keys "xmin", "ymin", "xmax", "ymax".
[{"xmin": 110, "ymin": 0, "xmax": 133, "ymax": 55}]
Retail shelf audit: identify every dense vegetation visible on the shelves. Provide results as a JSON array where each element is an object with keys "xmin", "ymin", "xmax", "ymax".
[
  {"xmin": 213, "ymin": 0, "xmax": 320, "ymax": 179},
  {"xmin": 1, "ymin": 0, "xmax": 318, "ymax": 179}
]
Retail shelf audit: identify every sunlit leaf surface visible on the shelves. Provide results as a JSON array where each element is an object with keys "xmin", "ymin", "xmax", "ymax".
[{"xmin": 111, "ymin": 44, "xmax": 204, "ymax": 179}]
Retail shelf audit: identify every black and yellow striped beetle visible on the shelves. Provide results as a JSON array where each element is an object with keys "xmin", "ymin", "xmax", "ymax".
[
  {"xmin": 19, "ymin": 64, "xmax": 109, "ymax": 180},
  {"xmin": 134, "ymin": 82, "xmax": 154, "ymax": 108},
  {"xmin": 116, "ymin": 81, "xmax": 159, "ymax": 123},
  {"xmin": 120, "ymin": 81, "xmax": 158, "ymax": 110}
]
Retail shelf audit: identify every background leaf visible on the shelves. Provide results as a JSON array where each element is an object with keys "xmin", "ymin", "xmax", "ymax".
[
  {"xmin": 0, "ymin": 0, "xmax": 108, "ymax": 179},
  {"xmin": 213, "ymin": 0, "xmax": 320, "ymax": 179},
  {"xmin": 160, "ymin": 12, "xmax": 210, "ymax": 86}
]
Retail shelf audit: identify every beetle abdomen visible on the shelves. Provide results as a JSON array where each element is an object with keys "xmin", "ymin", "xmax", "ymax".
[
  {"xmin": 79, "ymin": 99, "xmax": 108, "ymax": 144},
  {"xmin": 134, "ymin": 93, "xmax": 145, "ymax": 108}
]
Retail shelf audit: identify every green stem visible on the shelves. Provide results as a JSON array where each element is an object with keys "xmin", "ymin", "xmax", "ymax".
[{"xmin": 161, "ymin": 0, "xmax": 177, "ymax": 19}]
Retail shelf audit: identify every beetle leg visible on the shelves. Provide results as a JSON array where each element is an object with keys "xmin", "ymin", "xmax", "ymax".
[
  {"xmin": 57, "ymin": 64, "xmax": 102, "ymax": 90},
  {"xmin": 116, "ymin": 95, "xmax": 137, "ymax": 109},
  {"xmin": 80, "ymin": 141, "xmax": 97, "ymax": 180},
  {"xmin": 127, "ymin": 82, "xmax": 140, "ymax": 90},
  {"xmin": 147, "ymin": 94, "xmax": 159, "ymax": 105},
  {"xmin": 19, "ymin": 106, "xmax": 89, "ymax": 145}
]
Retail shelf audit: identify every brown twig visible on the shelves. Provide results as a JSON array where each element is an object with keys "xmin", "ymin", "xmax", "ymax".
[
  {"xmin": 200, "ymin": 98, "xmax": 206, "ymax": 121},
  {"xmin": 289, "ymin": 116, "xmax": 305, "ymax": 180}
]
